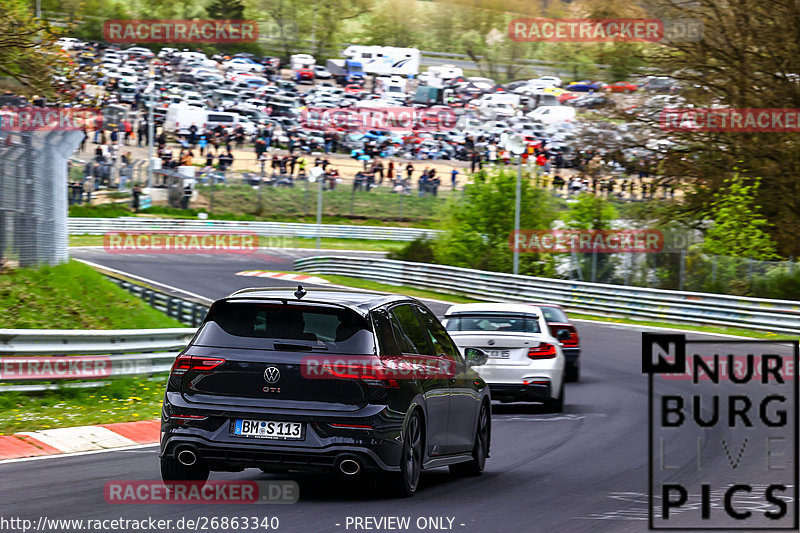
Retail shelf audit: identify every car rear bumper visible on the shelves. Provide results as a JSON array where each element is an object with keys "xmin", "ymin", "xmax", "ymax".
[
  {"xmin": 161, "ymin": 435, "xmax": 400, "ymax": 473},
  {"xmin": 488, "ymin": 382, "xmax": 552, "ymax": 402},
  {"xmin": 160, "ymin": 399, "xmax": 404, "ymax": 473}
]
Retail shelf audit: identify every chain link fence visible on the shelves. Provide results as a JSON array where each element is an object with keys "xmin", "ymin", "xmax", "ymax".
[{"xmin": 0, "ymin": 131, "xmax": 83, "ymax": 267}]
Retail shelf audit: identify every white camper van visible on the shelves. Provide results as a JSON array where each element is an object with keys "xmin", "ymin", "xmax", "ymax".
[{"xmin": 341, "ymin": 46, "xmax": 420, "ymax": 76}]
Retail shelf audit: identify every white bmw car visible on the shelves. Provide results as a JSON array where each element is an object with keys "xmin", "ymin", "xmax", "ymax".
[{"xmin": 443, "ymin": 303, "xmax": 566, "ymax": 411}]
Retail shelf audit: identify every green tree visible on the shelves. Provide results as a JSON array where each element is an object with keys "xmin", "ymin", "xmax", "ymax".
[
  {"xmin": 0, "ymin": 0, "xmax": 67, "ymax": 96},
  {"xmin": 700, "ymin": 173, "xmax": 780, "ymax": 260},
  {"xmin": 434, "ymin": 169, "xmax": 557, "ymax": 275},
  {"xmin": 207, "ymin": 0, "xmax": 245, "ymax": 19},
  {"xmin": 564, "ymin": 192, "xmax": 617, "ymax": 230}
]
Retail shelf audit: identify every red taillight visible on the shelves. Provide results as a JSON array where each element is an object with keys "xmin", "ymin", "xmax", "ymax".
[
  {"xmin": 528, "ymin": 343, "xmax": 557, "ymax": 359},
  {"xmin": 170, "ymin": 354, "xmax": 192, "ymax": 375},
  {"xmin": 170, "ymin": 414, "xmax": 208, "ymax": 420},
  {"xmin": 329, "ymin": 423, "xmax": 373, "ymax": 429},
  {"xmin": 170, "ymin": 355, "xmax": 225, "ymax": 375}
]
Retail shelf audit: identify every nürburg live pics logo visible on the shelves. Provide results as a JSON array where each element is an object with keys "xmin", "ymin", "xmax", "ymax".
[{"xmin": 643, "ymin": 333, "xmax": 798, "ymax": 529}]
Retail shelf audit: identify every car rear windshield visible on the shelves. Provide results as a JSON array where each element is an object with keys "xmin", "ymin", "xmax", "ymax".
[
  {"xmin": 444, "ymin": 314, "xmax": 541, "ymax": 333},
  {"xmin": 537, "ymin": 306, "xmax": 569, "ymax": 323},
  {"xmin": 193, "ymin": 301, "xmax": 375, "ymax": 353}
]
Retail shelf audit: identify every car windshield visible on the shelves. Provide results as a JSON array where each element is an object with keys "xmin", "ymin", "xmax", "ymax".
[
  {"xmin": 193, "ymin": 301, "xmax": 375, "ymax": 353},
  {"xmin": 445, "ymin": 313, "xmax": 541, "ymax": 333}
]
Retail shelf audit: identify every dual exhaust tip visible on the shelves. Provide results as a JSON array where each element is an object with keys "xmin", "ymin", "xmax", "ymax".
[{"xmin": 176, "ymin": 447, "xmax": 362, "ymax": 476}]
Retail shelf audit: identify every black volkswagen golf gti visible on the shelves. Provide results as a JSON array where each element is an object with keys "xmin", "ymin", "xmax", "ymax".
[{"xmin": 160, "ymin": 286, "xmax": 491, "ymax": 496}]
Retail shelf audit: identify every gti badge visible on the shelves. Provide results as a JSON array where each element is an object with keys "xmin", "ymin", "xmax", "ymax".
[{"xmin": 264, "ymin": 366, "xmax": 281, "ymax": 384}]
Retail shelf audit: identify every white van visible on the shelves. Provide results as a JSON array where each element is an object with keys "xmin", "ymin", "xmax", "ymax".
[
  {"xmin": 164, "ymin": 104, "xmax": 210, "ymax": 135},
  {"xmin": 475, "ymin": 93, "xmax": 521, "ymax": 107},
  {"xmin": 526, "ymin": 106, "xmax": 576, "ymax": 124}
]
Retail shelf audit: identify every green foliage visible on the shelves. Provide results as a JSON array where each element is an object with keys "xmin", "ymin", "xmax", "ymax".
[
  {"xmin": 387, "ymin": 236, "xmax": 436, "ymax": 263},
  {"xmin": 564, "ymin": 193, "xmax": 617, "ymax": 230},
  {"xmin": 750, "ymin": 264, "xmax": 800, "ymax": 300},
  {"xmin": 207, "ymin": 0, "xmax": 245, "ymax": 19},
  {"xmin": 700, "ymin": 174, "xmax": 780, "ymax": 260},
  {"xmin": 433, "ymin": 169, "xmax": 557, "ymax": 275}
]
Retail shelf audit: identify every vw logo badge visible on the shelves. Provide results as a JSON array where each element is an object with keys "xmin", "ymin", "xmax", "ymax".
[
  {"xmin": 488, "ymin": 339, "xmax": 495, "ymax": 346},
  {"xmin": 264, "ymin": 366, "xmax": 281, "ymax": 384}
]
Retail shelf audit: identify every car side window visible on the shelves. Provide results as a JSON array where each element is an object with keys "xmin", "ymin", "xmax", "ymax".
[
  {"xmin": 414, "ymin": 305, "xmax": 463, "ymax": 364},
  {"xmin": 390, "ymin": 304, "xmax": 432, "ymax": 355},
  {"xmin": 371, "ymin": 308, "xmax": 401, "ymax": 355}
]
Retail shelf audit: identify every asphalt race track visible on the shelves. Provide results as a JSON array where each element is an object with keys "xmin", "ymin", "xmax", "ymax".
[{"xmin": 1, "ymin": 248, "xmax": 795, "ymax": 533}]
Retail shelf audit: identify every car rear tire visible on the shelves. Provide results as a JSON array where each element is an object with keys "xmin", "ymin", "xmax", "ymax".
[
  {"xmin": 566, "ymin": 362, "xmax": 580, "ymax": 382},
  {"xmin": 160, "ymin": 455, "xmax": 210, "ymax": 485},
  {"xmin": 384, "ymin": 411, "xmax": 423, "ymax": 497},
  {"xmin": 544, "ymin": 382, "xmax": 565, "ymax": 413},
  {"xmin": 450, "ymin": 400, "xmax": 490, "ymax": 477}
]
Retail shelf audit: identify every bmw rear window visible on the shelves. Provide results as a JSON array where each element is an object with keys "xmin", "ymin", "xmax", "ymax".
[
  {"xmin": 193, "ymin": 301, "xmax": 375, "ymax": 353},
  {"xmin": 444, "ymin": 314, "xmax": 541, "ymax": 333}
]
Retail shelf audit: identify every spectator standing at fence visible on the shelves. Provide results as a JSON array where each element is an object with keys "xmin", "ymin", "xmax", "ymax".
[
  {"xmin": 387, "ymin": 160, "xmax": 395, "ymax": 182},
  {"xmin": 406, "ymin": 162, "xmax": 414, "ymax": 181},
  {"xmin": 83, "ymin": 174, "xmax": 94, "ymax": 204},
  {"xmin": 198, "ymin": 135, "xmax": 208, "ymax": 156},
  {"xmin": 219, "ymin": 151, "xmax": 234, "ymax": 171},
  {"xmin": 137, "ymin": 120, "xmax": 146, "ymax": 147},
  {"xmin": 255, "ymin": 137, "xmax": 267, "ymax": 159},
  {"xmin": 451, "ymin": 168, "xmax": 459, "ymax": 189},
  {"xmin": 123, "ymin": 121, "xmax": 133, "ymax": 146},
  {"xmin": 373, "ymin": 159, "xmax": 384, "ymax": 185},
  {"xmin": 132, "ymin": 183, "xmax": 142, "ymax": 213},
  {"xmin": 470, "ymin": 150, "xmax": 481, "ymax": 173}
]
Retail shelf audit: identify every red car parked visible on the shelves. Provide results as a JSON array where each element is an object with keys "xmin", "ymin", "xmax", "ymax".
[{"xmin": 605, "ymin": 81, "xmax": 638, "ymax": 93}]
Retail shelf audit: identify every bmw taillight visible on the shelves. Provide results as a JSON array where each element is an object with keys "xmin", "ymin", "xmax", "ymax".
[
  {"xmin": 170, "ymin": 355, "xmax": 225, "ymax": 375},
  {"xmin": 527, "ymin": 343, "xmax": 557, "ymax": 359}
]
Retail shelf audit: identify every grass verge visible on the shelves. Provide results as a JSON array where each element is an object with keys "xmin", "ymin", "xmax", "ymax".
[
  {"xmin": 0, "ymin": 376, "xmax": 165, "ymax": 435},
  {"xmin": 0, "ymin": 261, "xmax": 184, "ymax": 329}
]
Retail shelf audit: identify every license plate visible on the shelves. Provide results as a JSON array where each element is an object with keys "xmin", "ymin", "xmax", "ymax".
[
  {"xmin": 233, "ymin": 419, "xmax": 303, "ymax": 440},
  {"xmin": 487, "ymin": 349, "xmax": 510, "ymax": 358}
]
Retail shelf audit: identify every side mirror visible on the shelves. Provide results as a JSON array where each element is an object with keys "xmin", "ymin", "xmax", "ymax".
[
  {"xmin": 464, "ymin": 347, "xmax": 489, "ymax": 368},
  {"xmin": 556, "ymin": 329, "xmax": 571, "ymax": 341}
]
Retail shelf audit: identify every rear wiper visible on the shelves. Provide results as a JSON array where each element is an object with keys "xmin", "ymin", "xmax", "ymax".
[{"xmin": 273, "ymin": 342, "xmax": 328, "ymax": 351}]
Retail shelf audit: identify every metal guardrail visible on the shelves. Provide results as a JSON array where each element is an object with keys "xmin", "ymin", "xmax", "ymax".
[
  {"xmin": 294, "ymin": 256, "xmax": 800, "ymax": 335},
  {"xmin": 105, "ymin": 276, "xmax": 210, "ymax": 327},
  {"xmin": 0, "ymin": 328, "xmax": 197, "ymax": 391},
  {"xmin": 69, "ymin": 218, "xmax": 441, "ymax": 242}
]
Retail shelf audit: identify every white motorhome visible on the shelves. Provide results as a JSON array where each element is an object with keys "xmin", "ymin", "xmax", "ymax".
[
  {"xmin": 375, "ymin": 76, "xmax": 407, "ymax": 95},
  {"xmin": 342, "ymin": 46, "xmax": 420, "ymax": 76}
]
